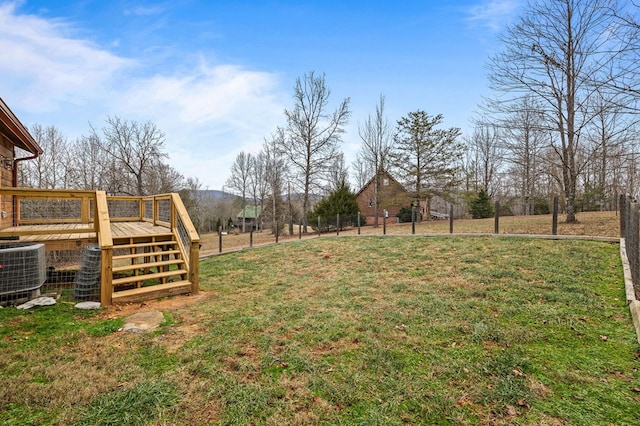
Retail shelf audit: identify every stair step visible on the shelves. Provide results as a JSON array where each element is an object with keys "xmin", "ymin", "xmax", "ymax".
[
  {"xmin": 113, "ymin": 232, "xmax": 174, "ymax": 240},
  {"xmin": 112, "ymin": 281, "xmax": 192, "ymax": 304},
  {"xmin": 113, "ymin": 241, "xmax": 177, "ymax": 250},
  {"xmin": 112, "ymin": 269, "xmax": 187, "ymax": 287},
  {"xmin": 113, "ymin": 249, "xmax": 181, "ymax": 261},
  {"xmin": 112, "ymin": 259, "xmax": 185, "ymax": 273}
]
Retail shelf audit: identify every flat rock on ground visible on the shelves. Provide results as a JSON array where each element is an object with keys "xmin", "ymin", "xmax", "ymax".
[
  {"xmin": 75, "ymin": 301, "xmax": 101, "ymax": 310},
  {"xmin": 16, "ymin": 297, "xmax": 57, "ymax": 310},
  {"xmin": 122, "ymin": 310, "xmax": 165, "ymax": 333}
]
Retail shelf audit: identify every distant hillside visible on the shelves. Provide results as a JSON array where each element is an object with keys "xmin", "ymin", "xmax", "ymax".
[
  {"xmin": 196, "ymin": 189, "xmax": 234, "ymax": 200},
  {"xmin": 194, "ymin": 189, "xmax": 323, "ymax": 203}
]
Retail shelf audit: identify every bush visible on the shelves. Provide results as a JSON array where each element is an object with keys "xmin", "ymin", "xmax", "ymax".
[
  {"xmin": 533, "ymin": 197, "xmax": 550, "ymax": 215},
  {"xmin": 396, "ymin": 206, "xmax": 418, "ymax": 223},
  {"xmin": 469, "ymin": 190, "xmax": 494, "ymax": 219},
  {"xmin": 308, "ymin": 181, "xmax": 360, "ymax": 232}
]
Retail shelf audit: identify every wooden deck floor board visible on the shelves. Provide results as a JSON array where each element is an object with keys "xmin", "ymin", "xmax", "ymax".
[{"xmin": 0, "ymin": 221, "xmax": 170, "ymax": 245}]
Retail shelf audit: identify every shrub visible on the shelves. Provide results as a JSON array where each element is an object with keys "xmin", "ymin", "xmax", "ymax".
[
  {"xmin": 469, "ymin": 190, "xmax": 494, "ymax": 219},
  {"xmin": 308, "ymin": 180, "xmax": 360, "ymax": 232},
  {"xmin": 396, "ymin": 206, "xmax": 417, "ymax": 223}
]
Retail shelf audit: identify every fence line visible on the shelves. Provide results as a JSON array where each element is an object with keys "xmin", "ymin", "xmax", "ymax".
[
  {"xmin": 203, "ymin": 204, "xmax": 620, "ymax": 257},
  {"xmin": 621, "ymin": 195, "xmax": 640, "ymax": 300}
]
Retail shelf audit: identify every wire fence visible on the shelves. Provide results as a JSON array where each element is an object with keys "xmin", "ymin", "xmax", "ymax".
[
  {"xmin": 201, "ymin": 201, "xmax": 620, "ymax": 257},
  {"xmin": 621, "ymin": 195, "xmax": 640, "ymax": 300}
]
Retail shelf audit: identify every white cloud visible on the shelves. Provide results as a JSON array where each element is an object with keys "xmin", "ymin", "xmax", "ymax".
[
  {"xmin": 0, "ymin": 2, "xmax": 286, "ymax": 188},
  {"xmin": 0, "ymin": 2, "xmax": 132, "ymax": 111},
  {"xmin": 466, "ymin": 0, "xmax": 522, "ymax": 31},
  {"xmin": 116, "ymin": 62, "xmax": 286, "ymax": 188}
]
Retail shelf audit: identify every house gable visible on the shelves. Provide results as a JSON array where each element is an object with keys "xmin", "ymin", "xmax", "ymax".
[{"xmin": 355, "ymin": 170, "xmax": 412, "ymax": 222}]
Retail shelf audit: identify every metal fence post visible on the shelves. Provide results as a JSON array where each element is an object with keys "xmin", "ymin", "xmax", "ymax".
[
  {"xmin": 218, "ymin": 226, "xmax": 222, "ymax": 253},
  {"xmin": 358, "ymin": 212, "xmax": 361, "ymax": 235},
  {"xmin": 383, "ymin": 210, "xmax": 387, "ymax": 235},
  {"xmin": 250, "ymin": 230, "xmax": 253, "ymax": 248},
  {"xmin": 629, "ymin": 202, "xmax": 640, "ymax": 289},
  {"xmin": 552, "ymin": 195, "xmax": 559, "ymax": 235},
  {"xmin": 412, "ymin": 206, "xmax": 416, "ymax": 235},
  {"xmin": 449, "ymin": 204, "xmax": 454, "ymax": 234},
  {"xmin": 337, "ymin": 213, "xmax": 340, "ymax": 236},
  {"xmin": 620, "ymin": 194, "xmax": 626, "ymax": 238},
  {"xmin": 494, "ymin": 201, "xmax": 500, "ymax": 234}
]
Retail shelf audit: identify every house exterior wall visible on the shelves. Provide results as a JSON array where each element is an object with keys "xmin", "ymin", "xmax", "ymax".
[
  {"xmin": 0, "ymin": 134, "xmax": 13, "ymax": 229},
  {"xmin": 356, "ymin": 173, "xmax": 412, "ymax": 223}
]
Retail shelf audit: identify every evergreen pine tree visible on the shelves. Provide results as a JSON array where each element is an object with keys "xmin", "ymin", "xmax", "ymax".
[{"xmin": 469, "ymin": 189, "xmax": 494, "ymax": 219}]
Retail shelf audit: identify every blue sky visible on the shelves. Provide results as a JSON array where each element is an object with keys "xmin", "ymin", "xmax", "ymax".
[{"xmin": 0, "ymin": 0, "xmax": 523, "ymax": 189}]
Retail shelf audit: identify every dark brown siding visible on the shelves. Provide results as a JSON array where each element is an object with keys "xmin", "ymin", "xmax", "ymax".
[
  {"xmin": 356, "ymin": 173, "xmax": 412, "ymax": 223},
  {"xmin": 0, "ymin": 135, "xmax": 13, "ymax": 228}
]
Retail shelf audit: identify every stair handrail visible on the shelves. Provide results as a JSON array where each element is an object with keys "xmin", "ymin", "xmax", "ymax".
[
  {"xmin": 170, "ymin": 192, "xmax": 200, "ymax": 294},
  {"xmin": 95, "ymin": 190, "xmax": 113, "ymax": 306},
  {"xmin": 95, "ymin": 190, "xmax": 113, "ymax": 248}
]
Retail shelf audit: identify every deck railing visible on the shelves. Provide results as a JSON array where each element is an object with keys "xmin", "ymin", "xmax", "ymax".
[
  {"xmin": 0, "ymin": 188, "xmax": 200, "ymax": 305},
  {"xmin": 0, "ymin": 187, "xmax": 98, "ymax": 234}
]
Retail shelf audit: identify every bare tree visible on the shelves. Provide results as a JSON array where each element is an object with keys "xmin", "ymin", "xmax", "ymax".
[
  {"xmin": 391, "ymin": 110, "xmax": 463, "ymax": 219},
  {"xmin": 178, "ymin": 176, "xmax": 204, "ymax": 232},
  {"xmin": 248, "ymin": 152, "xmax": 268, "ymax": 231},
  {"xmin": 583, "ymin": 92, "xmax": 639, "ymax": 210},
  {"xmin": 225, "ymin": 151, "xmax": 253, "ymax": 232},
  {"xmin": 352, "ymin": 153, "xmax": 372, "ymax": 192},
  {"xmin": 357, "ymin": 94, "xmax": 393, "ymax": 227},
  {"xmin": 145, "ymin": 160, "xmax": 184, "ymax": 194},
  {"xmin": 500, "ymin": 96, "xmax": 548, "ymax": 215},
  {"xmin": 69, "ymin": 133, "xmax": 106, "ymax": 190},
  {"xmin": 264, "ymin": 128, "xmax": 288, "ymax": 235},
  {"xmin": 325, "ymin": 152, "xmax": 349, "ymax": 193},
  {"xmin": 487, "ymin": 0, "xmax": 638, "ymax": 222},
  {"xmin": 281, "ymin": 71, "xmax": 351, "ymax": 232},
  {"xmin": 92, "ymin": 116, "xmax": 167, "ymax": 196},
  {"xmin": 21, "ymin": 124, "xmax": 71, "ymax": 188},
  {"xmin": 467, "ymin": 121, "xmax": 503, "ymax": 197}
]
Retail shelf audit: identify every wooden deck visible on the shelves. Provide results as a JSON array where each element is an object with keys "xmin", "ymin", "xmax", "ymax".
[
  {"xmin": 0, "ymin": 221, "xmax": 172, "ymax": 248},
  {"xmin": 111, "ymin": 222, "xmax": 173, "ymax": 239},
  {"xmin": 0, "ymin": 189, "xmax": 200, "ymax": 305}
]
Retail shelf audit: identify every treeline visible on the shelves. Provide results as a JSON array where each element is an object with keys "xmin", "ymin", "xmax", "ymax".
[
  {"xmin": 17, "ymin": 117, "xmax": 208, "ymax": 228},
  {"xmin": 226, "ymin": 0, "xmax": 640, "ymax": 231}
]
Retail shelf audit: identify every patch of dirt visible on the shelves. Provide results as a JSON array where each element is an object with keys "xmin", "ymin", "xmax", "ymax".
[{"xmin": 97, "ymin": 291, "xmax": 211, "ymax": 319}]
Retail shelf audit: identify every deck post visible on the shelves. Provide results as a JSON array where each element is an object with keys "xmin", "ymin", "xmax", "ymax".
[
  {"xmin": 189, "ymin": 241, "xmax": 199, "ymax": 294},
  {"xmin": 95, "ymin": 191, "xmax": 114, "ymax": 305},
  {"xmin": 81, "ymin": 197, "xmax": 91, "ymax": 224},
  {"xmin": 100, "ymin": 248, "xmax": 113, "ymax": 305},
  {"xmin": 154, "ymin": 196, "xmax": 159, "ymax": 226},
  {"xmin": 139, "ymin": 197, "xmax": 145, "ymax": 221}
]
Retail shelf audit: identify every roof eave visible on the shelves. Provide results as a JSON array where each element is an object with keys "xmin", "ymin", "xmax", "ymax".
[{"xmin": 0, "ymin": 98, "xmax": 43, "ymax": 156}]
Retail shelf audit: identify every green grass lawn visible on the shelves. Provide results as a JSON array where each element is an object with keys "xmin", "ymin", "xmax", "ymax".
[{"xmin": 1, "ymin": 236, "xmax": 639, "ymax": 425}]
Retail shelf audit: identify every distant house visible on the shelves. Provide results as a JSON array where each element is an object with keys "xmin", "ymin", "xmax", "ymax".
[
  {"xmin": 236, "ymin": 205, "xmax": 263, "ymax": 231},
  {"xmin": 0, "ymin": 98, "xmax": 43, "ymax": 228},
  {"xmin": 355, "ymin": 170, "xmax": 412, "ymax": 225}
]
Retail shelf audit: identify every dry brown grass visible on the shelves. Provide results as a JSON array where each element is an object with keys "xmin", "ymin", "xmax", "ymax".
[{"xmin": 199, "ymin": 210, "xmax": 620, "ymax": 256}]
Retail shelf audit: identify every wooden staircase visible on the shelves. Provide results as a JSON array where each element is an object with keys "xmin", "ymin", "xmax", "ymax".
[{"xmin": 110, "ymin": 232, "xmax": 193, "ymax": 304}]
